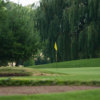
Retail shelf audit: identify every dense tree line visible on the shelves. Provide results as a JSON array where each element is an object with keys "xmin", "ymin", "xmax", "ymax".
[
  {"xmin": 35, "ymin": 0, "xmax": 100, "ymax": 62},
  {"xmin": 0, "ymin": 0, "xmax": 100, "ymax": 66},
  {"xmin": 0, "ymin": 0, "xmax": 39, "ymax": 66}
]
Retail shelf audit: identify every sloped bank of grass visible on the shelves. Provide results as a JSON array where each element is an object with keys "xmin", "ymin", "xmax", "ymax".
[
  {"xmin": 0, "ymin": 67, "xmax": 32, "ymax": 77},
  {"xmin": 33, "ymin": 58, "xmax": 100, "ymax": 68},
  {"xmin": 0, "ymin": 89, "xmax": 100, "ymax": 100}
]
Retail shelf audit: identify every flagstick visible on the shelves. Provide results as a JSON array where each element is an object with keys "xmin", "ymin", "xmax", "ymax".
[
  {"xmin": 56, "ymin": 51, "xmax": 57, "ymax": 68},
  {"xmin": 54, "ymin": 42, "xmax": 58, "ymax": 68}
]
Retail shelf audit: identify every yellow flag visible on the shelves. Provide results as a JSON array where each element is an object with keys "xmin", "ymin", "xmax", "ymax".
[{"xmin": 54, "ymin": 42, "xmax": 58, "ymax": 51}]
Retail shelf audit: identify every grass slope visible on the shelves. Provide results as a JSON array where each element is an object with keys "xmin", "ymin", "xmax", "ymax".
[
  {"xmin": 0, "ymin": 67, "xmax": 32, "ymax": 76},
  {"xmin": 0, "ymin": 89, "xmax": 100, "ymax": 100},
  {"xmin": 33, "ymin": 58, "xmax": 100, "ymax": 68}
]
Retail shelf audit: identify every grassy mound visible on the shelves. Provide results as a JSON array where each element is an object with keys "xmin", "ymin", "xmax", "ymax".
[
  {"xmin": 33, "ymin": 58, "xmax": 100, "ymax": 68},
  {"xmin": 0, "ymin": 67, "xmax": 32, "ymax": 77}
]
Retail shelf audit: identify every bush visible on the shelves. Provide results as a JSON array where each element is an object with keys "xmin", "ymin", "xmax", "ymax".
[
  {"xmin": 23, "ymin": 59, "xmax": 34, "ymax": 67},
  {"xmin": 35, "ymin": 56, "xmax": 50, "ymax": 65},
  {"xmin": 0, "ymin": 60, "xmax": 8, "ymax": 66}
]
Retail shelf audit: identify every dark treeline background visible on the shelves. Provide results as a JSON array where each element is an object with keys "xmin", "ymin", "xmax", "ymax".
[
  {"xmin": 0, "ymin": 0, "xmax": 39, "ymax": 66},
  {"xmin": 0, "ymin": 0, "xmax": 100, "ymax": 66},
  {"xmin": 35, "ymin": 0, "xmax": 100, "ymax": 62}
]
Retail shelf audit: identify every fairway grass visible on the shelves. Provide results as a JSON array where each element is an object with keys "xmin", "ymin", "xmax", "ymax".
[
  {"xmin": 0, "ymin": 89, "xmax": 100, "ymax": 100},
  {"xmin": 1, "ymin": 67, "xmax": 100, "ymax": 81},
  {"xmin": 0, "ymin": 58, "xmax": 100, "ymax": 86},
  {"xmin": 0, "ymin": 67, "xmax": 100, "ymax": 86}
]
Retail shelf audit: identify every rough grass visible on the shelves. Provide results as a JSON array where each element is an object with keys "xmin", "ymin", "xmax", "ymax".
[
  {"xmin": 0, "ymin": 79, "xmax": 100, "ymax": 86},
  {"xmin": 0, "ymin": 89, "xmax": 100, "ymax": 100},
  {"xmin": 0, "ymin": 67, "xmax": 32, "ymax": 76}
]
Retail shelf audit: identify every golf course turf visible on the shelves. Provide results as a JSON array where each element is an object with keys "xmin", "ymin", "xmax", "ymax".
[
  {"xmin": 0, "ymin": 89, "xmax": 100, "ymax": 100},
  {"xmin": 0, "ymin": 58, "xmax": 100, "ymax": 100}
]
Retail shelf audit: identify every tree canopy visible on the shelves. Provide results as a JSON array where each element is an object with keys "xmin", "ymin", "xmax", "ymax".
[
  {"xmin": 35, "ymin": 0, "xmax": 100, "ymax": 62},
  {"xmin": 0, "ymin": 0, "xmax": 100, "ymax": 65},
  {"xmin": 0, "ymin": 1, "xmax": 40, "ymax": 66}
]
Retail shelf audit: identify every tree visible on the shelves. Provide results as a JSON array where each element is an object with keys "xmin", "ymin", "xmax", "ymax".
[
  {"xmin": 0, "ymin": 2, "xmax": 40, "ymax": 66},
  {"xmin": 35, "ymin": 0, "xmax": 100, "ymax": 62},
  {"xmin": 0, "ymin": 0, "xmax": 9, "ymax": 66}
]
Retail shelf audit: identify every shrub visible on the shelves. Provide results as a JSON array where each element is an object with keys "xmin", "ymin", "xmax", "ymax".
[{"xmin": 23, "ymin": 59, "xmax": 34, "ymax": 67}]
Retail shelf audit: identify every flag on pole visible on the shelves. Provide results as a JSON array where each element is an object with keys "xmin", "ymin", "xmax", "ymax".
[
  {"xmin": 54, "ymin": 42, "xmax": 58, "ymax": 51},
  {"xmin": 54, "ymin": 42, "xmax": 58, "ymax": 66}
]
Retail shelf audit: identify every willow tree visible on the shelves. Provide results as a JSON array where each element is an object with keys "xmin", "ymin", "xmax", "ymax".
[{"xmin": 35, "ymin": 0, "xmax": 100, "ymax": 62}]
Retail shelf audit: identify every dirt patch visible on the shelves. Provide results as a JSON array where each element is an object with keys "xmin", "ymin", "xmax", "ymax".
[
  {"xmin": 33, "ymin": 72, "xmax": 59, "ymax": 76},
  {"xmin": 0, "ymin": 86, "xmax": 100, "ymax": 96}
]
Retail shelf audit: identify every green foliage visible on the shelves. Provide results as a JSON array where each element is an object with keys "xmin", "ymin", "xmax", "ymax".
[
  {"xmin": 24, "ymin": 59, "xmax": 34, "ymax": 67},
  {"xmin": 0, "ymin": 0, "xmax": 8, "ymax": 65},
  {"xmin": 35, "ymin": 0, "xmax": 100, "ymax": 62},
  {"xmin": 0, "ymin": 1, "xmax": 40, "ymax": 66}
]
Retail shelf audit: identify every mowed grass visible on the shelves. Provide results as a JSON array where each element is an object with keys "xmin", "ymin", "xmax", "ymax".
[
  {"xmin": 37, "ymin": 67, "xmax": 100, "ymax": 81},
  {"xmin": 33, "ymin": 58, "xmax": 100, "ymax": 68},
  {"xmin": 0, "ymin": 59, "xmax": 100, "ymax": 99},
  {"xmin": 30, "ymin": 58, "xmax": 100, "ymax": 81},
  {"xmin": 0, "ymin": 89, "xmax": 100, "ymax": 100},
  {"xmin": 0, "ymin": 67, "xmax": 99, "ymax": 81},
  {"xmin": 0, "ymin": 58, "xmax": 100, "ymax": 84}
]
